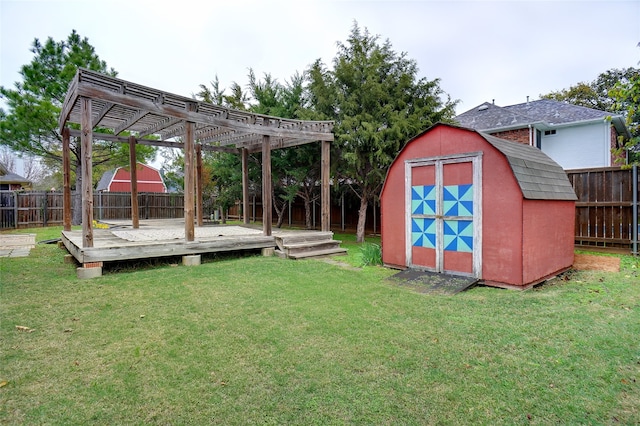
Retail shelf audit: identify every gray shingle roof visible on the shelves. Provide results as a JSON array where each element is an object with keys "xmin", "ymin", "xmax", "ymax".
[
  {"xmin": 96, "ymin": 169, "xmax": 115, "ymax": 191},
  {"xmin": 456, "ymin": 99, "xmax": 618, "ymax": 131},
  {"xmin": 478, "ymin": 132, "xmax": 578, "ymax": 201},
  {"xmin": 0, "ymin": 162, "xmax": 30, "ymax": 185}
]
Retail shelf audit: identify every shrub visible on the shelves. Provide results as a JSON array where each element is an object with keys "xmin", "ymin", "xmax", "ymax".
[{"xmin": 360, "ymin": 243, "xmax": 382, "ymax": 266}]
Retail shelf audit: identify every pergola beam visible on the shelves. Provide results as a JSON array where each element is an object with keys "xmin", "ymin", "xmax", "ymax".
[
  {"xmin": 262, "ymin": 134, "xmax": 272, "ymax": 237},
  {"xmin": 62, "ymin": 127, "xmax": 71, "ymax": 232},
  {"xmin": 92, "ymin": 102, "xmax": 114, "ymax": 128},
  {"xmin": 66, "ymin": 128, "xmax": 240, "ymax": 153},
  {"xmin": 70, "ymin": 84, "xmax": 333, "ymax": 143},
  {"xmin": 137, "ymin": 117, "xmax": 182, "ymax": 138},
  {"xmin": 184, "ymin": 120, "xmax": 195, "ymax": 242},
  {"xmin": 80, "ymin": 97, "xmax": 94, "ymax": 248},
  {"xmin": 114, "ymin": 109, "xmax": 148, "ymax": 135},
  {"xmin": 129, "ymin": 136, "xmax": 140, "ymax": 229}
]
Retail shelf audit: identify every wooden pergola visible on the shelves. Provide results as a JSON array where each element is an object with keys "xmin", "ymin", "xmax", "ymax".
[{"xmin": 58, "ymin": 68, "xmax": 334, "ymax": 248}]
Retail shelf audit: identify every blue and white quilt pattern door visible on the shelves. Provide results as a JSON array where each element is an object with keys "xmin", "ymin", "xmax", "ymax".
[
  {"xmin": 410, "ymin": 165, "xmax": 437, "ymax": 270},
  {"xmin": 441, "ymin": 162, "xmax": 474, "ymax": 275},
  {"xmin": 408, "ymin": 158, "xmax": 479, "ymax": 277}
]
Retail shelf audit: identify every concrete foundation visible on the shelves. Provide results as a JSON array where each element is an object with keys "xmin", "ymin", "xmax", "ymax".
[
  {"xmin": 182, "ymin": 255, "xmax": 201, "ymax": 266},
  {"xmin": 77, "ymin": 266, "xmax": 102, "ymax": 279}
]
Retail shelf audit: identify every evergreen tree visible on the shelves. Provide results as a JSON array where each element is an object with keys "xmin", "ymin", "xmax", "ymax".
[
  {"xmin": 308, "ymin": 22, "xmax": 457, "ymax": 242},
  {"xmin": 0, "ymin": 30, "xmax": 156, "ymax": 223}
]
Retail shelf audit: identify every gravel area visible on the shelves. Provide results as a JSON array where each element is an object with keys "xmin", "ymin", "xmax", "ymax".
[{"xmin": 111, "ymin": 225, "xmax": 263, "ymax": 242}]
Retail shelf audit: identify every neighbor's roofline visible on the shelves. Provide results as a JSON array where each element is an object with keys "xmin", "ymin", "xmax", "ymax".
[{"xmin": 470, "ymin": 115, "xmax": 628, "ymax": 136}]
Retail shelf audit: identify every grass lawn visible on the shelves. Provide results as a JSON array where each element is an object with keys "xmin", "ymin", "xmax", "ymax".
[{"xmin": 1, "ymin": 227, "xmax": 639, "ymax": 425}]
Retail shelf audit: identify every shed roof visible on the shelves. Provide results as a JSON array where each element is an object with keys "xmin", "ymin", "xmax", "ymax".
[
  {"xmin": 478, "ymin": 132, "xmax": 578, "ymax": 200},
  {"xmin": 96, "ymin": 169, "xmax": 115, "ymax": 192},
  {"xmin": 386, "ymin": 123, "xmax": 577, "ymax": 201},
  {"xmin": 59, "ymin": 68, "xmax": 334, "ymax": 153}
]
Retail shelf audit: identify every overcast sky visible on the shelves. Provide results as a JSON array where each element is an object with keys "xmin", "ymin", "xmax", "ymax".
[{"xmin": 1, "ymin": 0, "xmax": 639, "ymax": 116}]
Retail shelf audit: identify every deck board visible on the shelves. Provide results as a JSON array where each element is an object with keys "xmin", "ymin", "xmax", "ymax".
[{"xmin": 60, "ymin": 220, "xmax": 322, "ymax": 264}]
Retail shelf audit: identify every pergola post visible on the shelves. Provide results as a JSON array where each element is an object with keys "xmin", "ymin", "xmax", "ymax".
[
  {"xmin": 184, "ymin": 120, "xmax": 195, "ymax": 241},
  {"xmin": 241, "ymin": 148, "xmax": 250, "ymax": 225},
  {"xmin": 62, "ymin": 127, "xmax": 71, "ymax": 232},
  {"xmin": 321, "ymin": 140, "xmax": 331, "ymax": 232},
  {"xmin": 80, "ymin": 97, "xmax": 93, "ymax": 248},
  {"xmin": 262, "ymin": 135, "xmax": 272, "ymax": 236},
  {"xmin": 128, "ymin": 136, "xmax": 139, "ymax": 229},
  {"xmin": 196, "ymin": 144, "xmax": 203, "ymax": 227}
]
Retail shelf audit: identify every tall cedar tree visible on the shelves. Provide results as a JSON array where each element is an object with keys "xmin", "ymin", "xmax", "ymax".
[
  {"xmin": 196, "ymin": 70, "xmax": 322, "ymax": 229},
  {"xmin": 248, "ymin": 69, "xmax": 322, "ymax": 228},
  {"xmin": 0, "ymin": 30, "xmax": 156, "ymax": 223},
  {"xmin": 308, "ymin": 23, "xmax": 457, "ymax": 242},
  {"xmin": 192, "ymin": 75, "xmax": 252, "ymax": 220}
]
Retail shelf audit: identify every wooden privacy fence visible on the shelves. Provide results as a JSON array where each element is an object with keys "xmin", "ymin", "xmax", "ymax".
[
  {"xmin": 0, "ymin": 192, "xmax": 184, "ymax": 229},
  {"xmin": 567, "ymin": 166, "xmax": 639, "ymax": 254},
  {"xmin": 2, "ymin": 167, "xmax": 639, "ymax": 254}
]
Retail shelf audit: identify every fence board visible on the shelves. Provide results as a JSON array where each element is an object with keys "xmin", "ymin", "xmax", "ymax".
[
  {"xmin": 1, "ymin": 191, "xmax": 185, "ymax": 229},
  {"xmin": 568, "ymin": 167, "xmax": 639, "ymax": 251}
]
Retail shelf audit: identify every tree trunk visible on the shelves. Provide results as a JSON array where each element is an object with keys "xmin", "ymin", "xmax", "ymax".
[
  {"xmin": 273, "ymin": 189, "xmax": 287, "ymax": 228},
  {"xmin": 304, "ymin": 199, "xmax": 312, "ymax": 230},
  {"xmin": 356, "ymin": 197, "xmax": 368, "ymax": 243},
  {"xmin": 274, "ymin": 200, "xmax": 286, "ymax": 228}
]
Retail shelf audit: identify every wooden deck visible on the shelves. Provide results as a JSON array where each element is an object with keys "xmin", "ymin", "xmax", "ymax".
[{"xmin": 60, "ymin": 219, "xmax": 327, "ymax": 265}]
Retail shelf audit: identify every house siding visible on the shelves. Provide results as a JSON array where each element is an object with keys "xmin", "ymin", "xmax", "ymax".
[{"xmin": 541, "ymin": 121, "xmax": 611, "ymax": 169}]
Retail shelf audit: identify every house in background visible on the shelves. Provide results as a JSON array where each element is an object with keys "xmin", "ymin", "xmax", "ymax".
[
  {"xmin": 97, "ymin": 163, "xmax": 166, "ymax": 193},
  {"xmin": 455, "ymin": 99, "xmax": 631, "ymax": 170},
  {"xmin": 0, "ymin": 162, "xmax": 31, "ymax": 190}
]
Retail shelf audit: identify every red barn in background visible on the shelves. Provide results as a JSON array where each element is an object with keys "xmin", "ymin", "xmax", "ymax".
[
  {"xmin": 380, "ymin": 123, "xmax": 577, "ymax": 289},
  {"xmin": 97, "ymin": 163, "xmax": 166, "ymax": 193}
]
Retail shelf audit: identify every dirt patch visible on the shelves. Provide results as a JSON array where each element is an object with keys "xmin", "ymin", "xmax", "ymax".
[{"xmin": 573, "ymin": 253, "xmax": 620, "ymax": 273}]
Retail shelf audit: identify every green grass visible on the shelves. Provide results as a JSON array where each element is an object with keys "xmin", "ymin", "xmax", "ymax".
[{"xmin": 1, "ymin": 227, "xmax": 639, "ymax": 425}]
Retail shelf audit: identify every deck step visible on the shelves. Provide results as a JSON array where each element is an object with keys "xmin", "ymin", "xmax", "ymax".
[
  {"xmin": 284, "ymin": 240, "xmax": 342, "ymax": 253},
  {"xmin": 274, "ymin": 231, "xmax": 347, "ymax": 260},
  {"xmin": 287, "ymin": 247, "xmax": 348, "ymax": 260},
  {"xmin": 275, "ymin": 232, "xmax": 334, "ymax": 250}
]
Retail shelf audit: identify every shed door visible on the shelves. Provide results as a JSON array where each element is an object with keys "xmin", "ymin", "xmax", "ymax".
[{"xmin": 407, "ymin": 154, "xmax": 481, "ymax": 277}]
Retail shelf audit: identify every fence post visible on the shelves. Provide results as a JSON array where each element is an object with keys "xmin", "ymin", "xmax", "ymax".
[
  {"xmin": 633, "ymin": 164, "xmax": 638, "ymax": 256},
  {"xmin": 43, "ymin": 191, "xmax": 48, "ymax": 227},
  {"xmin": 13, "ymin": 192, "xmax": 18, "ymax": 229}
]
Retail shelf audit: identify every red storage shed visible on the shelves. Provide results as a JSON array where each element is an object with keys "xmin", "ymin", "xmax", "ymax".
[
  {"xmin": 97, "ymin": 163, "xmax": 166, "ymax": 193},
  {"xmin": 381, "ymin": 123, "xmax": 577, "ymax": 289}
]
